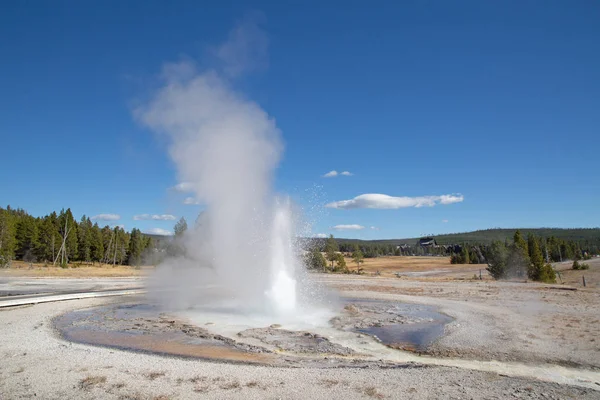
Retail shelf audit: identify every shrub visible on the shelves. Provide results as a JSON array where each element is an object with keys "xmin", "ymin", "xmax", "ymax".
[
  {"xmin": 538, "ymin": 264, "xmax": 557, "ymax": 283},
  {"xmin": 572, "ymin": 260, "xmax": 590, "ymax": 270},
  {"xmin": 0, "ymin": 255, "xmax": 10, "ymax": 268}
]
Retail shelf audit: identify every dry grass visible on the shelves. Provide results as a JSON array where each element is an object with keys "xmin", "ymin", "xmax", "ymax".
[
  {"xmin": 319, "ymin": 379, "xmax": 339, "ymax": 388},
  {"xmin": 0, "ymin": 260, "xmax": 153, "ymax": 277},
  {"xmin": 336, "ymin": 255, "xmax": 488, "ymax": 279},
  {"xmin": 79, "ymin": 375, "xmax": 107, "ymax": 390},
  {"xmin": 144, "ymin": 371, "xmax": 166, "ymax": 381},
  {"xmin": 360, "ymin": 386, "xmax": 385, "ymax": 399},
  {"xmin": 555, "ymin": 258, "xmax": 600, "ymax": 288},
  {"xmin": 219, "ymin": 380, "xmax": 241, "ymax": 390}
]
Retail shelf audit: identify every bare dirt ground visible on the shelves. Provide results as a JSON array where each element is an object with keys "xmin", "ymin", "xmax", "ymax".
[
  {"xmin": 2, "ymin": 299, "xmax": 598, "ymax": 400},
  {"xmin": 1, "ymin": 257, "xmax": 599, "ymax": 399},
  {"xmin": 324, "ymin": 274, "xmax": 600, "ymax": 369}
]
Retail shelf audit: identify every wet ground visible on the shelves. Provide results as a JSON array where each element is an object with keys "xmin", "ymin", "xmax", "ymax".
[{"xmin": 53, "ymin": 297, "xmax": 452, "ymax": 366}]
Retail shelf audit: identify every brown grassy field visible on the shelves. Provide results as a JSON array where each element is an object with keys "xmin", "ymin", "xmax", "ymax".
[
  {"xmin": 0, "ymin": 260, "xmax": 153, "ymax": 277},
  {"xmin": 553, "ymin": 257, "xmax": 600, "ymax": 288},
  {"xmin": 338, "ymin": 255, "xmax": 489, "ymax": 279}
]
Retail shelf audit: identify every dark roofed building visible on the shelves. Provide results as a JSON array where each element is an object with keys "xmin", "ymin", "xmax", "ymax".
[{"xmin": 419, "ymin": 237, "xmax": 437, "ymax": 247}]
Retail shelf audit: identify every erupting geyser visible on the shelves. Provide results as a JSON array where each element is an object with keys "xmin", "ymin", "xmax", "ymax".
[
  {"xmin": 265, "ymin": 200, "xmax": 297, "ymax": 315},
  {"xmin": 138, "ymin": 19, "xmax": 328, "ymax": 323}
]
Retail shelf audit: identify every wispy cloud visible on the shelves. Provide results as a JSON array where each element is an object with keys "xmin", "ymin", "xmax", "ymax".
[
  {"xmin": 326, "ymin": 193, "xmax": 464, "ymax": 209},
  {"xmin": 370, "ymin": 226, "xmax": 379, "ymax": 230},
  {"xmin": 143, "ymin": 228, "xmax": 174, "ymax": 236},
  {"xmin": 91, "ymin": 214, "xmax": 121, "ymax": 221},
  {"xmin": 314, "ymin": 233, "xmax": 327, "ymax": 238},
  {"xmin": 171, "ymin": 182, "xmax": 194, "ymax": 192},
  {"xmin": 323, "ymin": 170, "xmax": 353, "ymax": 178},
  {"xmin": 133, "ymin": 214, "xmax": 177, "ymax": 221},
  {"xmin": 442, "ymin": 219, "xmax": 449, "ymax": 223},
  {"xmin": 332, "ymin": 224, "xmax": 365, "ymax": 230},
  {"xmin": 183, "ymin": 197, "xmax": 200, "ymax": 205}
]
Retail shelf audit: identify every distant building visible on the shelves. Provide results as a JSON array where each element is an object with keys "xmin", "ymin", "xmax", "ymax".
[{"xmin": 419, "ymin": 237, "xmax": 437, "ymax": 247}]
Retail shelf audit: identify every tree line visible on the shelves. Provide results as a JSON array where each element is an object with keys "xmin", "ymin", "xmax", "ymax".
[
  {"xmin": 0, "ymin": 206, "xmax": 154, "ymax": 267},
  {"xmin": 482, "ymin": 230, "xmax": 557, "ymax": 283},
  {"xmin": 452, "ymin": 229, "xmax": 595, "ymax": 283}
]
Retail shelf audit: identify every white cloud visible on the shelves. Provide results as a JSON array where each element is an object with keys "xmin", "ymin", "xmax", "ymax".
[
  {"xmin": 314, "ymin": 233, "xmax": 327, "ymax": 238},
  {"xmin": 183, "ymin": 197, "xmax": 201, "ymax": 205},
  {"xmin": 326, "ymin": 193, "xmax": 464, "ymax": 209},
  {"xmin": 370, "ymin": 226, "xmax": 379, "ymax": 230},
  {"xmin": 133, "ymin": 214, "xmax": 177, "ymax": 221},
  {"xmin": 442, "ymin": 219, "xmax": 449, "ymax": 223},
  {"xmin": 332, "ymin": 224, "xmax": 365, "ymax": 230},
  {"xmin": 91, "ymin": 214, "xmax": 121, "ymax": 221},
  {"xmin": 323, "ymin": 170, "xmax": 353, "ymax": 178},
  {"xmin": 143, "ymin": 228, "xmax": 174, "ymax": 236},
  {"xmin": 171, "ymin": 182, "xmax": 194, "ymax": 192}
]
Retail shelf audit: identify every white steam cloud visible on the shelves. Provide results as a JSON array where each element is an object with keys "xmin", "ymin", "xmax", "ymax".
[
  {"xmin": 135, "ymin": 16, "xmax": 331, "ymax": 316},
  {"xmin": 133, "ymin": 214, "xmax": 177, "ymax": 221},
  {"xmin": 326, "ymin": 193, "xmax": 464, "ymax": 209},
  {"xmin": 216, "ymin": 12, "xmax": 269, "ymax": 77},
  {"xmin": 332, "ymin": 224, "xmax": 365, "ymax": 230},
  {"xmin": 91, "ymin": 214, "xmax": 121, "ymax": 221}
]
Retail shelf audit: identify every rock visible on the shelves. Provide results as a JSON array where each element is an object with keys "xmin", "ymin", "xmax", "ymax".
[{"xmin": 270, "ymin": 324, "xmax": 282, "ymax": 329}]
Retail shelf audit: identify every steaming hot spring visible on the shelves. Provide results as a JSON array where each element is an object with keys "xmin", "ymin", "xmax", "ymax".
[{"xmin": 55, "ymin": 199, "xmax": 451, "ymax": 366}]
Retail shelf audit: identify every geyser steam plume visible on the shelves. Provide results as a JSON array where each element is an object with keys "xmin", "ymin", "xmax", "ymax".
[{"xmin": 137, "ymin": 16, "xmax": 321, "ymax": 319}]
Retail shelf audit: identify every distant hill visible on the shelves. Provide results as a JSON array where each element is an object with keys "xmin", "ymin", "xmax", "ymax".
[{"xmin": 331, "ymin": 228, "xmax": 600, "ymax": 246}]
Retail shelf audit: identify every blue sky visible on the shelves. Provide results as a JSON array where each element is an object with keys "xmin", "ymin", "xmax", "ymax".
[{"xmin": 1, "ymin": 1, "xmax": 598, "ymax": 239}]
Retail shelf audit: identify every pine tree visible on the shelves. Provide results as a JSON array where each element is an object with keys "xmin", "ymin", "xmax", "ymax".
[
  {"xmin": 174, "ymin": 217, "xmax": 188, "ymax": 238},
  {"xmin": 305, "ymin": 248, "xmax": 327, "ymax": 270},
  {"xmin": 335, "ymin": 252, "xmax": 347, "ymax": 272},
  {"xmin": 526, "ymin": 234, "xmax": 555, "ymax": 282},
  {"xmin": 0, "ymin": 208, "xmax": 16, "ymax": 267},
  {"xmin": 486, "ymin": 241, "xmax": 509, "ymax": 279},
  {"xmin": 528, "ymin": 234, "xmax": 544, "ymax": 280},
  {"xmin": 513, "ymin": 229, "xmax": 530, "ymax": 271},
  {"xmin": 15, "ymin": 214, "xmax": 39, "ymax": 261},
  {"xmin": 36, "ymin": 215, "xmax": 60, "ymax": 262},
  {"xmin": 461, "ymin": 246, "xmax": 470, "ymax": 264},
  {"xmin": 351, "ymin": 244, "xmax": 364, "ymax": 272},
  {"xmin": 325, "ymin": 235, "xmax": 338, "ymax": 270},
  {"xmin": 78, "ymin": 216, "xmax": 92, "ymax": 263},
  {"xmin": 90, "ymin": 223, "xmax": 104, "ymax": 263},
  {"xmin": 127, "ymin": 228, "xmax": 144, "ymax": 266}
]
